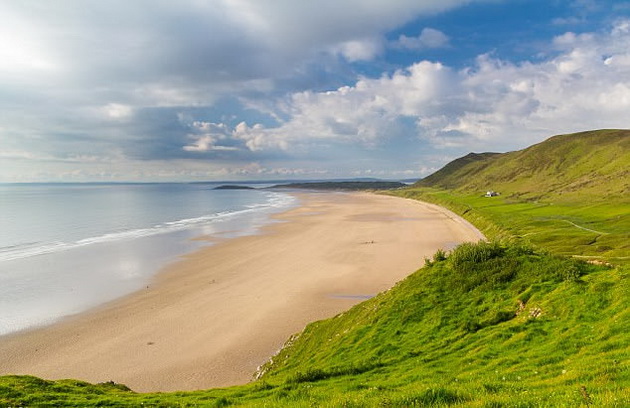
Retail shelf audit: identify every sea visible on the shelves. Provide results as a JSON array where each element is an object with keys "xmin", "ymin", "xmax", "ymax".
[{"xmin": 0, "ymin": 182, "xmax": 297, "ymax": 336}]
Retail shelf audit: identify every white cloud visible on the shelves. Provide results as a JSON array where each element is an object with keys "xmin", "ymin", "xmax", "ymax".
[
  {"xmin": 183, "ymin": 121, "xmax": 240, "ymax": 152},
  {"xmin": 232, "ymin": 19, "xmax": 630, "ymax": 154},
  {"xmin": 552, "ymin": 16, "xmax": 584, "ymax": 26},
  {"xmin": 0, "ymin": 0, "xmax": 475, "ymax": 109},
  {"xmin": 0, "ymin": 0, "xmax": 479, "ymax": 181},
  {"xmin": 103, "ymin": 103, "xmax": 133, "ymax": 120},
  {"xmin": 219, "ymin": 162, "xmax": 330, "ymax": 177},
  {"xmin": 230, "ymin": 60, "xmax": 454, "ymax": 149},
  {"xmin": 0, "ymin": 7, "xmax": 61, "ymax": 75},
  {"xmin": 393, "ymin": 28, "xmax": 450, "ymax": 50},
  {"xmin": 334, "ymin": 38, "xmax": 384, "ymax": 62},
  {"xmin": 233, "ymin": 122, "xmax": 286, "ymax": 151},
  {"xmin": 3, "ymin": 2, "xmax": 629, "ymax": 181}
]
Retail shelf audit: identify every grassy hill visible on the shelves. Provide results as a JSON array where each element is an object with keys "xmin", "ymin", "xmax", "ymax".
[
  {"xmin": 416, "ymin": 129, "xmax": 629, "ymax": 200},
  {"xmin": 400, "ymin": 129, "xmax": 630, "ymax": 263},
  {"xmin": 1, "ymin": 129, "xmax": 628, "ymax": 407}
]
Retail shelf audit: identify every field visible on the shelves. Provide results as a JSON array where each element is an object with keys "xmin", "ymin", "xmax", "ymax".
[{"xmin": 393, "ymin": 188, "xmax": 629, "ymax": 264}]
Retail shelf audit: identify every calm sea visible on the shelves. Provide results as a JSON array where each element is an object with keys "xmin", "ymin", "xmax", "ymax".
[{"xmin": 0, "ymin": 183, "xmax": 296, "ymax": 336}]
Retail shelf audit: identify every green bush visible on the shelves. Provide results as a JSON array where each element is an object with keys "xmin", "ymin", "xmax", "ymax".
[{"xmin": 449, "ymin": 241, "xmax": 505, "ymax": 270}]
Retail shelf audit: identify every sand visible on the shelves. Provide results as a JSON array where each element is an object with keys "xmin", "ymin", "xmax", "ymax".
[{"xmin": 0, "ymin": 192, "xmax": 483, "ymax": 392}]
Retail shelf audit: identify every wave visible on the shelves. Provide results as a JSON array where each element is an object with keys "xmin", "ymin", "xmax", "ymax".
[{"xmin": 0, "ymin": 192, "xmax": 296, "ymax": 262}]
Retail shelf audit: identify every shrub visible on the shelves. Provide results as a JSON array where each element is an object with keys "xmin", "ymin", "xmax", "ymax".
[
  {"xmin": 450, "ymin": 241, "xmax": 505, "ymax": 271},
  {"xmin": 559, "ymin": 263, "xmax": 582, "ymax": 282},
  {"xmin": 433, "ymin": 248, "xmax": 448, "ymax": 262}
]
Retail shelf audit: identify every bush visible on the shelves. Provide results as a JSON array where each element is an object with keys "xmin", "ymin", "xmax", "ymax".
[
  {"xmin": 425, "ymin": 248, "xmax": 448, "ymax": 267},
  {"xmin": 559, "ymin": 263, "xmax": 582, "ymax": 282},
  {"xmin": 450, "ymin": 242, "xmax": 505, "ymax": 271},
  {"xmin": 433, "ymin": 248, "xmax": 448, "ymax": 262}
]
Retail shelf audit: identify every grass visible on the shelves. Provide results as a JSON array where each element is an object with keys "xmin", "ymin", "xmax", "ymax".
[
  {"xmin": 401, "ymin": 129, "xmax": 630, "ymax": 264},
  {"xmin": 392, "ymin": 188, "xmax": 629, "ymax": 264},
  {"xmin": 1, "ymin": 242, "xmax": 628, "ymax": 407},
  {"xmin": 417, "ymin": 129, "xmax": 630, "ymax": 200}
]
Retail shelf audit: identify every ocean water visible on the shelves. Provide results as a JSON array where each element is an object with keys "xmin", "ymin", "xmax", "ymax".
[{"xmin": 0, "ymin": 183, "xmax": 296, "ymax": 336}]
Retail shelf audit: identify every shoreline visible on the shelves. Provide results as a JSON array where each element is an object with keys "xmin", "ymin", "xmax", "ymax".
[
  {"xmin": 0, "ymin": 188, "xmax": 298, "ymax": 337},
  {"xmin": 0, "ymin": 192, "xmax": 483, "ymax": 392}
]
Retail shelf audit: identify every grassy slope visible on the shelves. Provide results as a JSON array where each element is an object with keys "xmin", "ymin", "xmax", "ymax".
[
  {"xmin": 2, "ymin": 244, "xmax": 627, "ymax": 407},
  {"xmin": 416, "ymin": 129, "xmax": 629, "ymax": 199},
  {"xmin": 402, "ymin": 129, "xmax": 630, "ymax": 262},
  {"xmin": 259, "ymin": 244, "xmax": 629, "ymax": 407},
  {"xmin": 1, "ymin": 129, "xmax": 629, "ymax": 407}
]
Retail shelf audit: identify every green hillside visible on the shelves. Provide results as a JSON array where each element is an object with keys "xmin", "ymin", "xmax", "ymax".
[
  {"xmin": 418, "ymin": 152, "xmax": 502, "ymax": 190},
  {"xmin": 1, "ymin": 129, "xmax": 629, "ymax": 407},
  {"xmin": 416, "ymin": 129, "xmax": 630, "ymax": 200},
  {"xmin": 1, "ymin": 243, "xmax": 628, "ymax": 407},
  {"xmin": 401, "ymin": 129, "xmax": 630, "ymax": 262}
]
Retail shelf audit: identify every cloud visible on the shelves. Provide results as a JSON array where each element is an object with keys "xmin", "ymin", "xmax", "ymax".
[
  {"xmin": 102, "ymin": 103, "xmax": 133, "ymax": 120},
  {"xmin": 183, "ymin": 136, "xmax": 239, "ymax": 152},
  {"xmin": 183, "ymin": 121, "xmax": 241, "ymax": 152},
  {"xmin": 218, "ymin": 162, "xmax": 330, "ymax": 177},
  {"xmin": 392, "ymin": 28, "xmax": 450, "ymax": 50},
  {"xmin": 3, "ymin": 2, "xmax": 629, "ymax": 182},
  {"xmin": 333, "ymin": 38, "xmax": 384, "ymax": 62},
  {"xmin": 225, "ymin": 60, "xmax": 454, "ymax": 151},
  {"xmin": 552, "ymin": 16, "xmax": 584, "ymax": 26},
  {"xmin": 0, "ymin": 0, "xmax": 480, "ymax": 180},
  {"xmin": 232, "ymin": 19, "xmax": 630, "ymax": 154},
  {"xmin": 0, "ymin": 0, "xmax": 475, "ymax": 106}
]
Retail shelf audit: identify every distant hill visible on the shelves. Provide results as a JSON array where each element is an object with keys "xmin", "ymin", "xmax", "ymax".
[
  {"xmin": 415, "ymin": 129, "xmax": 630, "ymax": 200},
  {"xmin": 213, "ymin": 185, "xmax": 256, "ymax": 190},
  {"xmin": 271, "ymin": 181, "xmax": 406, "ymax": 191},
  {"xmin": 418, "ymin": 152, "xmax": 502, "ymax": 189}
]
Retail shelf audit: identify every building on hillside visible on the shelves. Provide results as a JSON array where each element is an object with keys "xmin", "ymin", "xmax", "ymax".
[{"xmin": 485, "ymin": 190, "xmax": 500, "ymax": 197}]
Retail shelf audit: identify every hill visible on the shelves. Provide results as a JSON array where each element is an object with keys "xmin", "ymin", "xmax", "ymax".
[
  {"xmin": 415, "ymin": 129, "xmax": 630, "ymax": 200},
  {"xmin": 402, "ymin": 129, "xmax": 630, "ymax": 262},
  {"xmin": 270, "ymin": 181, "xmax": 407, "ymax": 190},
  {"xmin": 418, "ymin": 152, "xmax": 502, "ymax": 190}
]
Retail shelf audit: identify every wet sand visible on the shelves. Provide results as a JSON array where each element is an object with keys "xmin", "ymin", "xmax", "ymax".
[{"xmin": 0, "ymin": 192, "xmax": 483, "ymax": 392}]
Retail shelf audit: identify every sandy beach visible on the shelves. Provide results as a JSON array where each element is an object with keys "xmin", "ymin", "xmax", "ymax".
[{"xmin": 0, "ymin": 192, "xmax": 483, "ymax": 392}]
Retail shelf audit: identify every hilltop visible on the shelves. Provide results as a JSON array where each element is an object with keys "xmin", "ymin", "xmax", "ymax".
[{"xmin": 415, "ymin": 129, "xmax": 630, "ymax": 200}]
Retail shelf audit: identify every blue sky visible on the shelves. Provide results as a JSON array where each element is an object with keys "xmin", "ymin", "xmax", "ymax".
[{"xmin": 1, "ymin": 0, "xmax": 629, "ymax": 182}]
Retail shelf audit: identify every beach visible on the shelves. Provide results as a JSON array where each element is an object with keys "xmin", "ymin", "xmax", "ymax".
[{"xmin": 0, "ymin": 192, "xmax": 483, "ymax": 392}]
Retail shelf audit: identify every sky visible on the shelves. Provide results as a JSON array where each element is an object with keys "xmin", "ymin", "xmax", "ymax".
[{"xmin": 1, "ymin": 0, "xmax": 629, "ymax": 182}]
